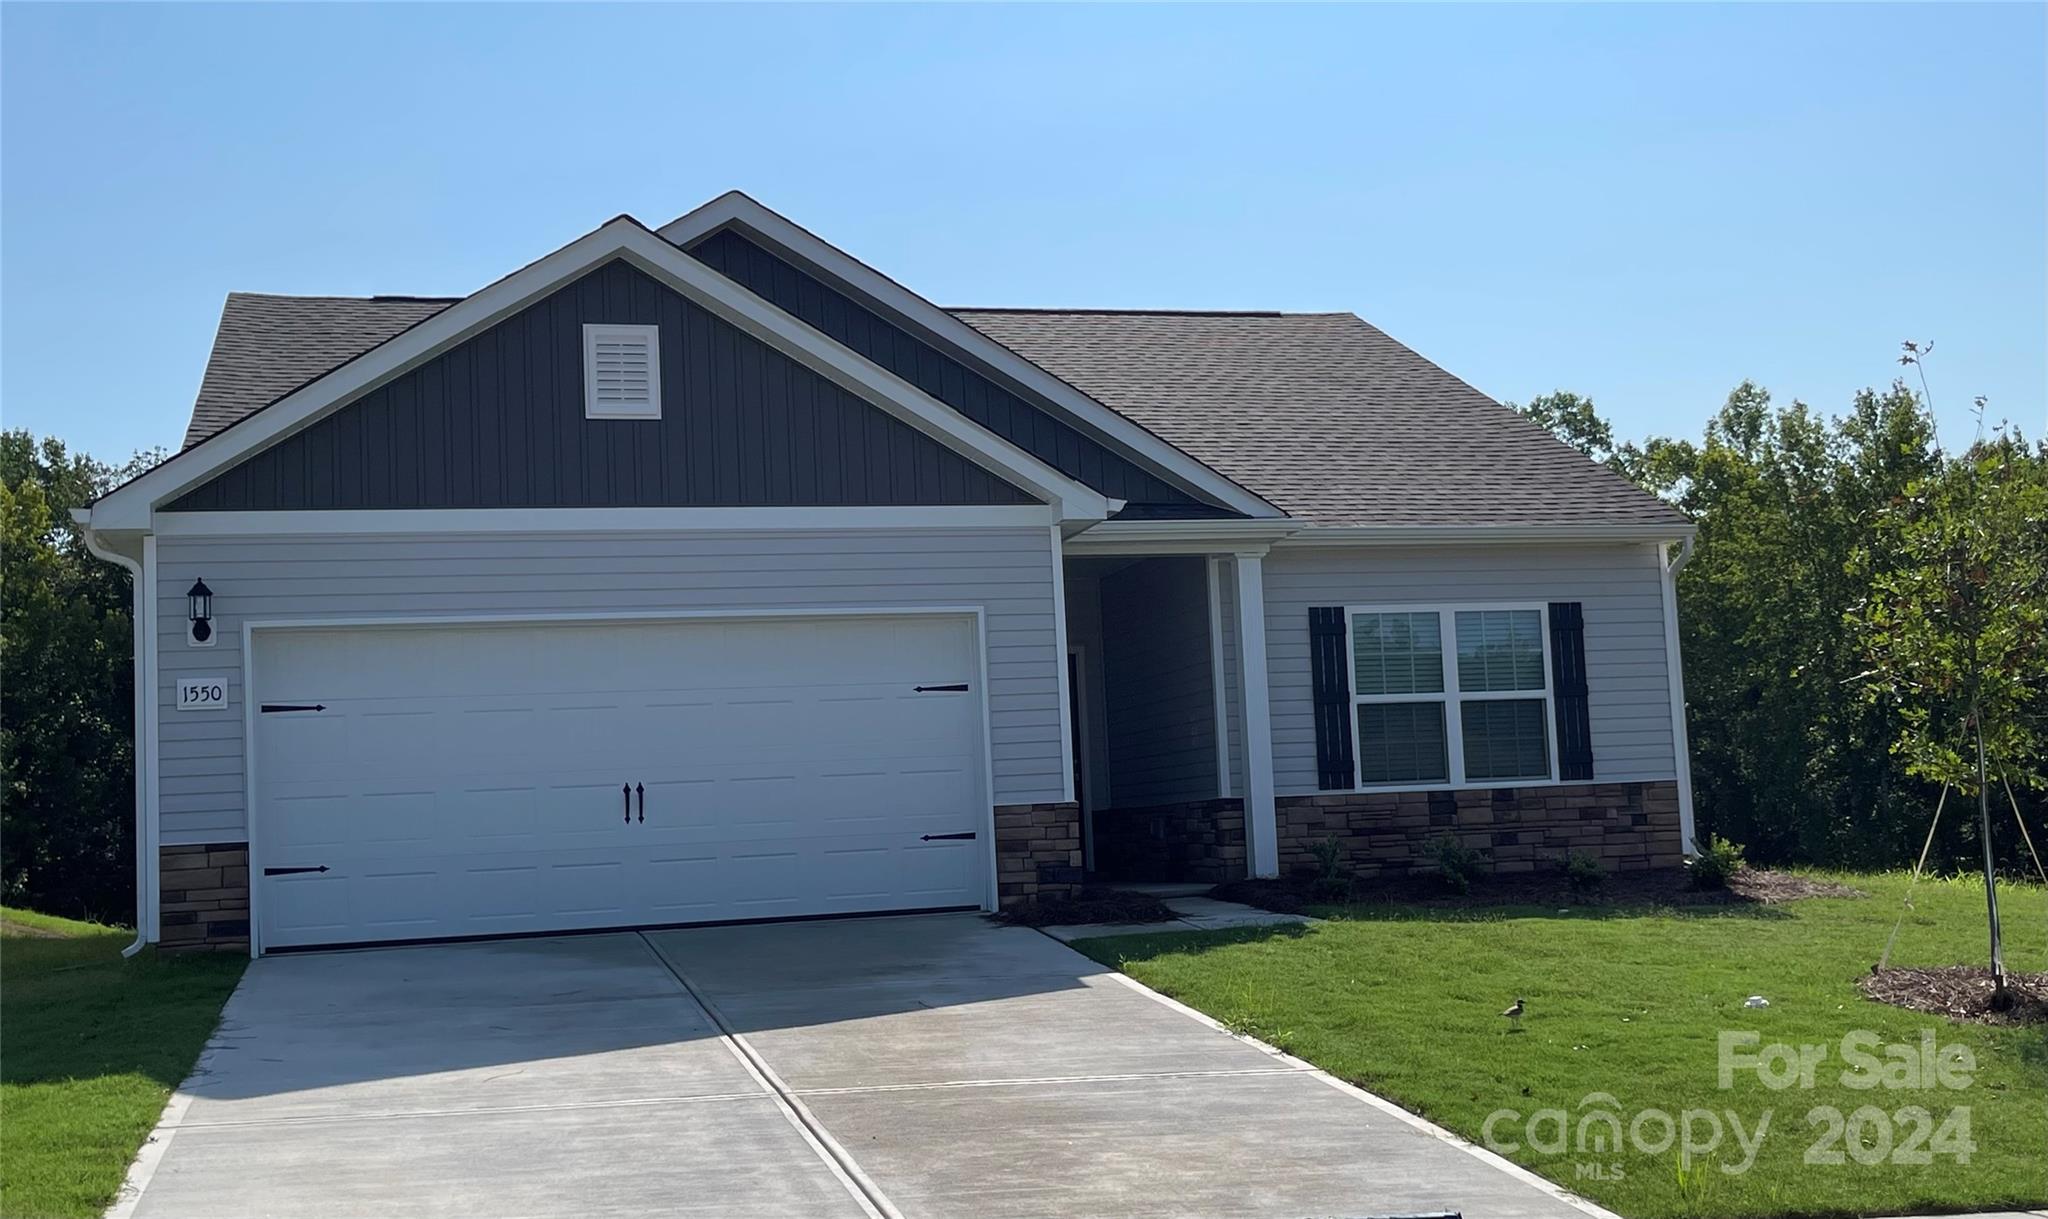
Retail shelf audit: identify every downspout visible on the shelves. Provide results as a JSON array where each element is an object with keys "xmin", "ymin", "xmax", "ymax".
[
  {"xmin": 1660, "ymin": 537, "xmax": 1699, "ymax": 855},
  {"xmin": 79, "ymin": 523, "xmax": 151, "ymax": 958}
]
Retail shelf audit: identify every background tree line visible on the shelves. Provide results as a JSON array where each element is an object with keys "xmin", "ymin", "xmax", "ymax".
[
  {"xmin": 2, "ymin": 374, "xmax": 2043, "ymax": 922},
  {"xmin": 1516, "ymin": 380, "xmax": 2044, "ymax": 872},
  {"xmin": 2, "ymin": 432, "xmax": 161, "ymax": 921}
]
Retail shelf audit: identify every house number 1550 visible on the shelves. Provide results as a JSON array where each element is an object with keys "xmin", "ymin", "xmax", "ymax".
[{"xmin": 176, "ymin": 676, "xmax": 230, "ymax": 711}]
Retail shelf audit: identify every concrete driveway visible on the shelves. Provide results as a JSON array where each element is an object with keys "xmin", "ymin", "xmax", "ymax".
[{"xmin": 120, "ymin": 915, "xmax": 1604, "ymax": 1219}]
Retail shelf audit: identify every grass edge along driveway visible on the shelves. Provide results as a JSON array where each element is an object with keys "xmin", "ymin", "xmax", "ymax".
[
  {"xmin": 1, "ymin": 907, "xmax": 245, "ymax": 1219},
  {"xmin": 1072, "ymin": 872, "xmax": 2048, "ymax": 1219}
]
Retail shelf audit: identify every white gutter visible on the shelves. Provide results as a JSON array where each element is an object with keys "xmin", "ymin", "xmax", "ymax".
[
  {"xmin": 1064, "ymin": 517, "xmax": 1303, "ymax": 555},
  {"xmin": 1278, "ymin": 523, "xmax": 1699, "ymax": 547},
  {"xmin": 76, "ymin": 513, "xmax": 150, "ymax": 958},
  {"xmin": 1661, "ymin": 537, "xmax": 1699, "ymax": 854}
]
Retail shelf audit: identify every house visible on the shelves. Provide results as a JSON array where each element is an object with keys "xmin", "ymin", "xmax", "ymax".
[{"xmin": 78, "ymin": 192, "xmax": 1697, "ymax": 955}]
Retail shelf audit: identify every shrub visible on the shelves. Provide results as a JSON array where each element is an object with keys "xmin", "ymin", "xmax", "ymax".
[
  {"xmin": 1561, "ymin": 849, "xmax": 1606, "ymax": 897},
  {"xmin": 1428, "ymin": 833, "xmax": 1486, "ymax": 895},
  {"xmin": 1307, "ymin": 837, "xmax": 1353, "ymax": 901},
  {"xmin": 1689, "ymin": 834, "xmax": 1746, "ymax": 889}
]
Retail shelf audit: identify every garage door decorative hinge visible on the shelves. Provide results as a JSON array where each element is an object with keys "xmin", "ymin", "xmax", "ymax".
[
  {"xmin": 262, "ymin": 865, "xmax": 330, "ymax": 876},
  {"xmin": 260, "ymin": 703, "xmax": 326, "ymax": 713},
  {"xmin": 919, "ymin": 832, "xmax": 977, "ymax": 841},
  {"xmin": 912, "ymin": 683, "xmax": 969, "ymax": 693}
]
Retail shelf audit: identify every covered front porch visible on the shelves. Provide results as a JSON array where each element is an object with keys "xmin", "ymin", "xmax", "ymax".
[{"xmin": 1061, "ymin": 536, "xmax": 1280, "ymax": 886}]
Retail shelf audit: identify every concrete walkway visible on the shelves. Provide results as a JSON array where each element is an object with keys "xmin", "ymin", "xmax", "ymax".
[
  {"xmin": 1038, "ymin": 887, "xmax": 1315, "ymax": 942},
  {"xmin": 119, "ymin": 914, "xmax": 1605, "ymax": 1219}
]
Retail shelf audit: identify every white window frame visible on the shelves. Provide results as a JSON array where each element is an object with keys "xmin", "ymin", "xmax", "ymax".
[
  {"xmin": 582, "ymin": 323, "xmax": 662, "ymax": 419},
  {"xmin": 1344, "ymin": 602, "xmax": 1557, "ymax": 791}
]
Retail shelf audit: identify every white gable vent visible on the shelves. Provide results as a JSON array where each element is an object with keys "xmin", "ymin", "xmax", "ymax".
[{"xmin": 583, "ymin": 323, "xmax": 662, "ymax": 419}]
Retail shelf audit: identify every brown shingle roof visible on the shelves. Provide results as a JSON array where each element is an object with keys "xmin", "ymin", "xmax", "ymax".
[
  {"xmin": 183, "ymin": 293, "xmax": 454, "ymax": 447},
  {"xmin": 951, "ymin": 308, "xmax": 1686, "ymax": 529},
  {"xmin": 179, "ymin": 295, "xmax": 1684, "ymax": 529}
]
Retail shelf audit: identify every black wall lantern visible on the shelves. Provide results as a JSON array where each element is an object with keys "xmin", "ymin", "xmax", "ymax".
[{"xmin": 186, "ymin": 578, "xmax": 215, "ymax": 645}]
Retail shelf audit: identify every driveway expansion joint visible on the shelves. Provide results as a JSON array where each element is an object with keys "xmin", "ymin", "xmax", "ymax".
[{"xmin": 635, "ymin": 932, "xmax": 899, "ymax": 1219}]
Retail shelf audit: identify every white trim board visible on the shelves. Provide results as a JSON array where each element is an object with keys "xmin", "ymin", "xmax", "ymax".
[
  {"xmin": 1659, "ymin": 540, "xmax": 1700, "ymax": 854},
  {"xmin": 142, "ymin": 535, "xmax": 162, "ymax": 942},
  {"xmin": 1232, "ymin": 553, "xmax": 1278, "ymax": 877},
  {"xmin": 238, "ymin": 604, "xmax": 1001, "ymax": 957},
  {"xmin": 147, "ymin": 505, "xmax": 1062, "ymax": 537},
  {"xmin": 89, "ymin": 217, "xmax": 1109, "ymax": 531},
  {"xmin": 658, "ymin": 192, "xmax": 1282, "ymax": 521},
  {"xmin": 1048, "ymin": 526, "xmax": 1076, "ymax": 808},
  {"xmin": 1206, "ymin": 556, "xmax": 1233, "ymax": 800}
]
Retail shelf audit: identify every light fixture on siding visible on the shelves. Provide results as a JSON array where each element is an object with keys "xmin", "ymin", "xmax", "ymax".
[{"xmin": 186, "ymin": 578, "xmax": 216, "ymax": 647}]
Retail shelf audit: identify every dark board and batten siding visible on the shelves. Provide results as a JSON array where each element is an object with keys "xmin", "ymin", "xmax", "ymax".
[
  {"xmin": 688, "ymin": 227, "xmax": 1230, "ymax": 515},
  {"xmin": 168, "ymin": 261, "xmax": 1034, "ymax": 512}
]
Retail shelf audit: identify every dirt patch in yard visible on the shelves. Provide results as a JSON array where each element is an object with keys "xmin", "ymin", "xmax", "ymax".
[
  {"xmin": 1727, "ymin": 869, "xmax": 1866, "ymax": 903},
  {"xmin": 1213, "ymin": 866, "xmax": 1864, "ymax": 914},
  {"xmin": 1861, "ymin": 966, "xmax": 2048, "ymax": 1026},
  {"xmin": 995, "ymin": 888, "xmax": 1179, "ymax": 928}
]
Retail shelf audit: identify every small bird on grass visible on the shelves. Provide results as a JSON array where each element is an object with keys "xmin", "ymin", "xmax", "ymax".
[{"xmin": 1501, "ymin": 998, "xmax": 1526, "ymax": 1031}]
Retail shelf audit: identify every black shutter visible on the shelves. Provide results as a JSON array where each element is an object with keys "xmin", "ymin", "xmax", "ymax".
[
  {"xmin": 1548, "ymin": 601, "xmax": 1593, "ymax": 781},
  {"xmin": 1309, "ymin": 607, "xmax": 1355, "ymax": 789}
]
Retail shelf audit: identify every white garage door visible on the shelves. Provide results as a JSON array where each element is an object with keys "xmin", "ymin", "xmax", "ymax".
[{"xmin": 252, "ymin": 614, "xmax": 989, "ymax": 950}]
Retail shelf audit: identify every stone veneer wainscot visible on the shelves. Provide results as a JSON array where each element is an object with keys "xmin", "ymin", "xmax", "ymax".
[
  {"xmin": 993, "ymin": 802, "xmax": 1083, "ymax": 905},
  {"xmin": 1275, "ymin": 781, "xmax": 1683, "ymax": 877},
  {"xmin": 158, "ymin": 843, "xmax": 251, "ymax": 951}
]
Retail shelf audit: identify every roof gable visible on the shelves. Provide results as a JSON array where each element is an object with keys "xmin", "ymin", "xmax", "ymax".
[
  {"xmin": 91, "ymin": 216, "xmax": 1107, "ymax": 530},
  {"xmin": 685, "ymin": 226, "xmax": 1227, "ymax": 515},
  {"xmin": 659, "ymin": 193, "xmax": 1282, "ymax": 520},
  {"xmin": 170, "ymin": 261, "xmax": 1034, "ymax": 512}
]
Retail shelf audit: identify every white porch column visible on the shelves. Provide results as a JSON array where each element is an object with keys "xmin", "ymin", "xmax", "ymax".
[{"xmin": 1233, "ymin": 552, "xmax": 1280, "ymax": 877}]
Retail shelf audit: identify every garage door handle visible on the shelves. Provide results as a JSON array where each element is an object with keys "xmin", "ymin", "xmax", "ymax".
[
  {"xmin": 636, "ymin": 783, "xmax": 644, "ymax": 823},
  {"xmin": 913, "ymin": 683, "xmax": 969, "ymax": 693},
  {"xmin": 623, "ymin": 784, "xmax": 631, "ymax": 823},
  {"xmin": 263, "ymin": 865, "xmax": 329, "ymax": 876},
  {"xmin": 920, "ymin": 832, "xmax": 977, "ymax": 841}
]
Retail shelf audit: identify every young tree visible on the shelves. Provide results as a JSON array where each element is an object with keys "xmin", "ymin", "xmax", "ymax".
[{"xmin": 1851, "ymin": 427, "xmax": 2048, "ymax": 1002}]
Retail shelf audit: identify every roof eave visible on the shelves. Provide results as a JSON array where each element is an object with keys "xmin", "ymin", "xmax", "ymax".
[{"xmin": 1276, "ymin": 522, "xmax": 1697, "ymax": 547}]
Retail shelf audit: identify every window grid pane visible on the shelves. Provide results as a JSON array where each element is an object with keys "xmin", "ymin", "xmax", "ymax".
[
  {"xmin": 1353, "ymin": 612, "xmax": 1444, "ymax": 696},
  {"xmin": 1357, "ymin": 701, "xmax": 1449, "ymax": 785},
  {"xmin": 1455, "ymin": 610, "xmax": 1546, "ymax": 692},
  {"xmin": 1460, "ymin": 698, "xmax": 1550, "ymax": 780}
]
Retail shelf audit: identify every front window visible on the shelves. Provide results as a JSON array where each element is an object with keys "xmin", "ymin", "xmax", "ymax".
[{"xmin": 1349, "ymin": 605, "xmax": 1554, "ymax": 788}]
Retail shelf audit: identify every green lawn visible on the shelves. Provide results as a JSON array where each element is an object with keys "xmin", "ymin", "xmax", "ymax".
[
  {"xmin": 1075, "ymin": 872, "xmax": 2048, "ymax": 1219},
  {"xmin": 0, "ymin": 908, "xmax": 245, "ymax": 1219}
]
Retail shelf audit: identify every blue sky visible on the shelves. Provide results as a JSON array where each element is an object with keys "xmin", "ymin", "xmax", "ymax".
[{"xmin": 3, "ymin": 3, "xmax": 2041, "ymax": 461}]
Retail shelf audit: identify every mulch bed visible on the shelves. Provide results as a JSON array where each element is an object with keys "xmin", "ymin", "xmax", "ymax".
[
  {"xmin": 995, "ymin": 887, "xmax": 1179, "ymax": 928},
  {"xmin": 1861, "ymin": 966, "xmax": 2048, "ymax": 1026},
  {"xmin": 1212, "ymin": 866, "xmax": 1865, "ymax": 914}
]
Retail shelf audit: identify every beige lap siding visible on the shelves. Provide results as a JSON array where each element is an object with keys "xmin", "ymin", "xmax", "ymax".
[
  {"xmin": 1261, "ymin": 543, "xmax": 1681, "ymax": 795},
  {"xmin": 153, "ymin": 527, "xmax": 1066, "ymax": 846}
]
